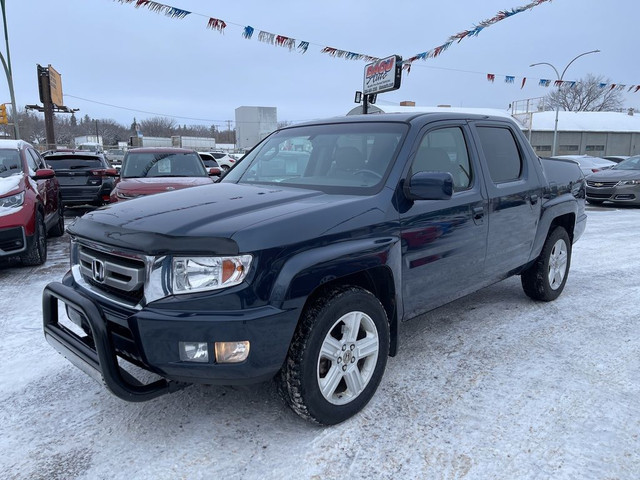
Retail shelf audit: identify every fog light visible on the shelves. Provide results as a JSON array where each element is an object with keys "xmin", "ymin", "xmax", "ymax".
[
  {"xmin": 215, "ymin": 341, "xmax": 250, "ymax": 363},
  {"xmin": 179, "ymin": 341, "xmax": 209, "ymax": 362}
]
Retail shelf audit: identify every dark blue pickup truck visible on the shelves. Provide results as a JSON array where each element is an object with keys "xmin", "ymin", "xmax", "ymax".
[{"xmin": 43, "ymin": 112, "xmax": 586, "ymax": 425}]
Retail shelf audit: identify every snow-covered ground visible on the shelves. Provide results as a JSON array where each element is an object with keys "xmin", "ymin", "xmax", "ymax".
[{"xmin": 1, "ymin": 205, "xmax": 639, "ymax": 480}]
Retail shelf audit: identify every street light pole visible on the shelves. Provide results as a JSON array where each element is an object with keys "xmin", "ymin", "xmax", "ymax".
[
  {"xmin": 530, "ymin": 49, "xmax": 600, "ymax": 156},
  {"xmin": 0, "ymin": 0, "xmax": 19, "ymax": 139}
]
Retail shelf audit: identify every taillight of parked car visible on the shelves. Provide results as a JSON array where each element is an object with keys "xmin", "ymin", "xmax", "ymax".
[{"xmin": 90, "ymin": 168, "xmax": 119, "ymax": 177}]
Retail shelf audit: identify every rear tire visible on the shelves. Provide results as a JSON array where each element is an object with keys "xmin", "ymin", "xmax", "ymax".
[
  {"xmin": 22, "ymin": 211, "xmax": 47, "ymax": 266},
  {"xmin": 521, "ymin": 226, "xmax": 571, "ymax": 301},
  {"xmin": 277, "ymin": 286, "xmax": 389, "ymax": 425},
  {"xmin": 49, "ymin": 199, "xmax": 65, "ymax": 237}
]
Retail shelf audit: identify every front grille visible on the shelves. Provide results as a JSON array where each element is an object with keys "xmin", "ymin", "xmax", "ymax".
[
  {"xmin": 77, "ymin": 244, "xmax": 146, "ymax": 304},
  {"xmin": 0, "ymin": 227, "xmax": 25, "ymax": 254},
  {"xmin": 586, "ymin": 180, "xmax": 618, "ymax": 188},
  {"xmin": 587, "ymin": 193, "xmax": 612, "ymax": 200}
]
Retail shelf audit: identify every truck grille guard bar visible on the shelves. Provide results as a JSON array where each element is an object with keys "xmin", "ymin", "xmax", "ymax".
[{"xmin": 43, "ymin": 281, "xmax": 189, "ymax": 402}]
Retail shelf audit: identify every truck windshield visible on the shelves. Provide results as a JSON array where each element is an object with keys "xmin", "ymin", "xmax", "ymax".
[
  {"xmin": 122, "ymin": 152, "xmax": 207, "ymax": 178},
  {"xmin": 223, "ymin": 122, "xmax": 407, "ymax": 193}
]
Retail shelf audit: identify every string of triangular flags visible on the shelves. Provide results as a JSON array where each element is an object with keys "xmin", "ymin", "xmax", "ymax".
[
  {"xmin": 486, "ymin": 74, "xmax": 640, "ymax": 93},
  {"xmin": 401, "ymin": 0, "xmax": 552, "ymax": 71},
  {"xmin": 113, "ymin": 0, "xmax": 551, "ymax": 67}
]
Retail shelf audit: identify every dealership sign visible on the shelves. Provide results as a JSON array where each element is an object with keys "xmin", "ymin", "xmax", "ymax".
[{"xmin": 363, "ymin": 55, "xmax": 402, "ymax": 95}]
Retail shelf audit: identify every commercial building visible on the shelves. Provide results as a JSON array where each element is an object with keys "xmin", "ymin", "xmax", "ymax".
[
  {"xmin": 235, "ymin": 106, "xmax": 277, "ymax": 151},
  {"xmin": 516, "ymin": 110, "xmax": 640, "ymax": 156}
]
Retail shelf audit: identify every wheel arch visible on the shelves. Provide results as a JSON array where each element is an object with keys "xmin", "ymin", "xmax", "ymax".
[
  {"xmin": 271, "ymin": 238, "xmax": 402, "ymax": 357},
  {"xmin": 528, "ymin": 195, "xmax": 577, "ymax": 263}
]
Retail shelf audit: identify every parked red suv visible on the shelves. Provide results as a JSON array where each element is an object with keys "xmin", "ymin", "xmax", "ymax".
[
  {"xmin": 0, "ymin": 140, "xmax": 64, "ymax": 265},
  {"xmin": 110, "ymin": 147, "xmax": 219, "ymax": 202}
]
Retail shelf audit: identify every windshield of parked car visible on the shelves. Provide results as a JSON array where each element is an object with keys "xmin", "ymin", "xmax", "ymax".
[
  {"xmin": 122, "ymin": 152, "xmax": 207, "ymax": 178},
  {"xmin": 45, "ymin": 155, "xmax": 105, "ymax": 170},
  {"xmin": 612, "ymin": 155, "xmax": 640, "ymax": 170},
  {"xmin": 0, "ymin": 150, "xmax": 22, "ymax": 178},
  {"xmin": 222, "ymin": 122, "xmax": 407, "ymax": 194}
]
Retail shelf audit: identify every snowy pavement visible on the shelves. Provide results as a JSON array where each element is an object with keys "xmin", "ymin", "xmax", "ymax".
[{"xmin": 1, "ymin": 205, "xmax": 639, "ymax": 480}]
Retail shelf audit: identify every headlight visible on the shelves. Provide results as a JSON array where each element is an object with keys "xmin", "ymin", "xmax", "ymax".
[
  {"xmin": 172, "ymin": 255, "xmax": 252, "ymax": 294},
  {"xmin": 116, "ymin": 191, "xmax": 140, "ymax": 199},
  {"xmin": 0, "ymin": 191, "xmax": 24, "ymax": 208},
  {"xmin": 617, "ymin": 179, "xmax": 640, "ymax": 186}
]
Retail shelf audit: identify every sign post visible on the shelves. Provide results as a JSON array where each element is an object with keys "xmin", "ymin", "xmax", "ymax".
[
  {"xmin": 26, "ymin": 65, "xmax": 77, "ymax": 150},
  {"xmin": 362, "ymin": 55, "xmax": 402, "ymax": 114}
]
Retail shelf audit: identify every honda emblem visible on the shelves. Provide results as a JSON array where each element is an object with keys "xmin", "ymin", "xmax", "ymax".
[{"xmin": 92, "ymin": 259, "xmax": 106, "ymax": 283}]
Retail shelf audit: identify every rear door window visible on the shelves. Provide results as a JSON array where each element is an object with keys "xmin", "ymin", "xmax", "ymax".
[{"xmin": 476, "ymin": 127, "xmax": 523, "ymax": 183}]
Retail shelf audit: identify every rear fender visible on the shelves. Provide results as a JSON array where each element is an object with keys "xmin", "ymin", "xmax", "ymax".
[{"xmin": 529, "ymin": 193, "xmax": 577, "ymax": 262}]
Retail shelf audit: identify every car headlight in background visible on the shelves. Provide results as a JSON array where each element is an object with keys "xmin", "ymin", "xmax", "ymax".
[
  {"xmin": 172, "ymin": 255, "xmax": 252, "ymax": 294},
  {"xmin": 0, "ymin": 191, "xmax": 25, "ymax": 209},
  {"xmin": 617, "ymin": 179, "xmax": 640, "ymax": 186},
  {"xmin": 116, "ymin": 191, "xmax": 141, "ymax": 199}
]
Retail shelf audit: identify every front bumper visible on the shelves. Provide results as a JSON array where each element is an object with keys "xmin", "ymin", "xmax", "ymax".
[
  {"xmin": 586, "ymin": 184, "xmax": 640, "ymax": 205},
  {"xmin": 0, "ymin": 226, "xmax": 26, "ymax": 257},
  {"xmin": 43, "ymin": 280, "xmax": 300, "ymax": 402}
]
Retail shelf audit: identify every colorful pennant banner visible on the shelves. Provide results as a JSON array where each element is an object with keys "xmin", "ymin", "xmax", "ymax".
[
  {"xmin": 112, "ymin": 0, "xmax": 638, "ymax": 94},
  {"xmin": 402, "ymin": 0, "xmax": 553, "ymax": 70},
  {"xmin": 112, "ymin": 0, "xmax": 552, "ymax": 66},
  {"xmin": 484, "ymin": 74, "xmax": 640, "ymax": 93}
]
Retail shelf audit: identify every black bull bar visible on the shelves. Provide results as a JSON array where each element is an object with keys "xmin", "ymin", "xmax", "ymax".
[{"xmin": 42, "ymin": 281, "xmax": 189, "ymax": 402}]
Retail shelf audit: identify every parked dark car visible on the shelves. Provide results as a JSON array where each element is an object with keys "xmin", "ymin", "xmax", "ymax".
[
  {"xmin": 43, "ymin": 112, "xmax": 586, "ymax": 425},
  {"xmin": 43, "ymin": 150, "xmax": 118, "ymax": 207},
  {"xmin": 110, "ymin": 147, "xmax": 219, "ymax": 202},
  {"xmin": 586, "ymin": 154, "xmax": 640, "ymax": 205},
  {"xmin": 0, "ymin": 140, "xmax": 64, "ymax": 265}
]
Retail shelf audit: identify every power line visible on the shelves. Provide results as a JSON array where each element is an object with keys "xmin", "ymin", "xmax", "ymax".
[{"xmin": 65, "ymin": 94, "xmax": 229, "ymax": 124}]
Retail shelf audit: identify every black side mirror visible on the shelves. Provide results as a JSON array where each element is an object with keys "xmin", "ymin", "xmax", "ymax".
[{"xmin": 404, "ymin": 171, "xmax": 453, "ymax": 201}]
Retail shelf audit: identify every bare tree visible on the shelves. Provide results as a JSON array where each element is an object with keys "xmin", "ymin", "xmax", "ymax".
[
  {"xmin": 543, "ymin": 74, "xmax": 624, "ymax": 112},
  {"xmin": 139, "ymin": 116, "xmax": 177, "ymax": 137}
]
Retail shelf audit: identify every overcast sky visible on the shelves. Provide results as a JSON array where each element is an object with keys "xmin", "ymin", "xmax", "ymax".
[{"xmin": 2, "ymin": 0, "xmax": 639, "ymax": 129}]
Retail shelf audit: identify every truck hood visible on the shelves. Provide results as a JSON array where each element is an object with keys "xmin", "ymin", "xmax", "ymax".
[{"xmin": 70, "ymin": 183, "xmax": 388, "ymax": 254}]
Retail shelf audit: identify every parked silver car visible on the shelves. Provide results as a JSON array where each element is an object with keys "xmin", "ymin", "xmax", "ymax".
[
  {"xmin": 585, "ymin": 155, "xmax": 640, "ymax": 206},
  {"xmin": 552, "ymin": 155, "xmax": 616, "ymax": 177}
]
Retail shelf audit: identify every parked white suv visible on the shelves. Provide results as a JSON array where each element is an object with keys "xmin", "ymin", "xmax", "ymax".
[{"xmin": 206, "ymin": 151, "xmax": 236, "ymax": 172}]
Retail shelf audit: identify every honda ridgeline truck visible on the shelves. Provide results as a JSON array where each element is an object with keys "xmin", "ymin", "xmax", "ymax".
[{"xmin": 43, "ymin": 112, "xmax": 586, "ymax": 425}]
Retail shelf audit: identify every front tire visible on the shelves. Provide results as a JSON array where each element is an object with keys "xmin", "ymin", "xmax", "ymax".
[
  {"xmin": 21, "ymin": 211, "xmax": 47, "ymax": 266},
  {"xmin": 586, "ymin": 199, "xmax": 604, "ymax": 205},
  {"xmin": 278, "ymin": 286, "xmax": 389, "ymax": 425},
  {"xmin": 521, "ymin": 226, "xmax": 571, "ymax": 301}
]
